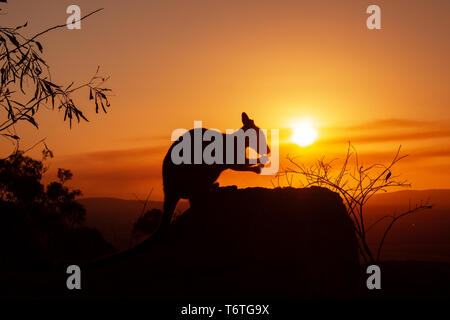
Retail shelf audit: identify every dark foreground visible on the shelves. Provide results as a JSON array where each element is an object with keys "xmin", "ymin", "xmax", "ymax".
[{"xmin": 1, "ymin": 187, "xmax": 449, "ymax": 300}]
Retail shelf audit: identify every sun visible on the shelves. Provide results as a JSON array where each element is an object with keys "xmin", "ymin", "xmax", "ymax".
[{"xmin": 291, "ymin": 119, "xmax": 318, "ymax": 147}]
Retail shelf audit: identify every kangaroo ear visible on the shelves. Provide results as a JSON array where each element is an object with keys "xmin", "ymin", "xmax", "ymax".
[{"xmin": 242, "ymin": 112, "xmax": 251, "ymax": 126}]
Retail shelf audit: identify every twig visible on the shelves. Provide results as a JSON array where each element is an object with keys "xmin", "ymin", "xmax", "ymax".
[
  {"xmin": 0, "ymin": 8, "xmax": 104, "ymax": 60},
  {"xmin": 376, "ymin": 203, "xmax": 432, "ymax": 261}
]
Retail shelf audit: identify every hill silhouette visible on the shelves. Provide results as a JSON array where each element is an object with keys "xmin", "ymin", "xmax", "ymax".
[
  {"xmin": 366, "ymin": 190, "xmax": 450, "ymax": 262},
  {"xmin": 80, "ymin": 198, "xmax": 188, "ymax": 249},
  {"xmin": 3, "ymin": 187, "xmax": 450, "ymax": 299},
  {"xmin": 80, "ymin": 186, "xmax": 360, "ymax": 299},
  {"xmin": 81, "ymin": 190, "xmax": 450, "ymax": 261}
]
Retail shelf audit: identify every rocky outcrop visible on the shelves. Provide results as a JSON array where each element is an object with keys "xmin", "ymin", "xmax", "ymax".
[{"xmin": 83, "ymin": 186, "xmax": 359, "ymax": 299}]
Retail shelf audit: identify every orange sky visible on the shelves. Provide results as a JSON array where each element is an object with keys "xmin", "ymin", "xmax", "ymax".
[{"xmin": 0, "ymin": 0, "xmax": 449, "ymax": 200}]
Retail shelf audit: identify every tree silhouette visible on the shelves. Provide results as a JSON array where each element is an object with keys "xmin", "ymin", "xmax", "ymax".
[
  {"xmin": 0, "ymin": 151, "xmax": 114, "ymax": 270},
  {"xmin": 0, "ymin": 7, "xmax": 111, "ymax": 154}
]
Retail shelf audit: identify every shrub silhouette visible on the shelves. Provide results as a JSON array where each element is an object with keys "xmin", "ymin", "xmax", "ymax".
[
  {"xmin": 132, "ymin": 208, "xmax": 163, "ymax": 245},
  {"xmin": 278, "ymin": 143, "xmax": 432, "ymax": 263},
  {"xmin": 0, "ymin": 151, "xmax": 114, "ymax": 270}
]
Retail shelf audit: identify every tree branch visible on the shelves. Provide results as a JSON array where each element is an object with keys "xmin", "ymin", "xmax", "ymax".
[{"xmin": 0, "ymin": 8, "xmax": 104, "ymax": 60}]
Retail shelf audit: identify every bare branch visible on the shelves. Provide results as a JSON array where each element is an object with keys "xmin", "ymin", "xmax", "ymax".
[
  {"xmin": 0, "ymin": 8, "xmax": 104, "ymax": 60},
  {"xmin": 376, "ymin": 203, "xmax": 432, "ymax": 261},
  {"xmin": 0, "ymin": 8, "xmax": 111, "ymax": 153},
  {"xmin": 277, "ymin": 143, "xmax": 433, "ymax": 263}
]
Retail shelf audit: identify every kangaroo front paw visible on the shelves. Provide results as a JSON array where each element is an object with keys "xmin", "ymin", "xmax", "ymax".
[
  {"xmin": 252, "ymin": 163, "xmax": 264, "ymax": 174},
  {"xmin": 258, "ymin": 155, "xmax": 270, "ymax": 165}
]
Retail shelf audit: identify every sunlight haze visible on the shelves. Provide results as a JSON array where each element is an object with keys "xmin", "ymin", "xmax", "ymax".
[{"xmin": 0, "ymin": 0, "xmax": 449, "ymax": 199}]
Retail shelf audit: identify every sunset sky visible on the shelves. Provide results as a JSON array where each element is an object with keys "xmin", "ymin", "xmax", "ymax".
[{"xmin": 1, "ymin": 0, "xmax": 449, "ymax": 200}]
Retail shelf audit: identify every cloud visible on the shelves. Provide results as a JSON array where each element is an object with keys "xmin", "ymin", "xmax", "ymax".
[
  {"xmin": 319, "ymin": 118, "xmax": 450, "ymax": 145},
  {"xmin": 46, "ymin": 145, "xmax": 169, "ymax": 196},
  {"xmin": 46, "ymin": 149, "xmax": 165, "ymax": 199},
  {"xmin": 117, "ymin": 134, "xmax": 172, "ymax": 144},
  {"xmin": 337, "ymin": 119, "xmax": 436, "ymax": 131},
  {"xmin": 65, "ymin": 145, "xmax": 168, "ymax": 162},
  {"xmin": 323, "ymin": 146, "xmax": 450, "ymax": 165},
  {"xmin": 46, "ymin": 119, "xmax": 450, "ymax": 198},
  {"xmin": 322, "ymin": 129, "xmax": 450, "ymax": 145},
  {"xmin": 406, "ymin": 147, "xmax": 450, "ymax": 160}
]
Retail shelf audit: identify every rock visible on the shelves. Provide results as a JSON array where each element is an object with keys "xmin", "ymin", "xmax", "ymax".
[{"xmin": 84, "ymin": 186, "xmax": 360, "ymax": 299}]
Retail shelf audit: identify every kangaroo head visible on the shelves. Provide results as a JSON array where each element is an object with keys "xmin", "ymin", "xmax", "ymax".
[{"xmin": 241, "ymin": 112, "xmax": 271, "ymax": 157}]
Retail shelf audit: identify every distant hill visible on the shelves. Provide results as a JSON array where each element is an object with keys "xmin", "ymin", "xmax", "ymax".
[
  {"xmin": 370, "ymin": 189, "xmax": 450, "ymax": 208},
  {"xmin": 79, "ymin": 197, "xmax": 187, "ymax": 250},
  {"xmin": 366, "ymin": 189, "xmax": 450, "ymax": 262},
  {"xmin": 79, "ymin": 189, "xmax": 450, "ymax": 261}
]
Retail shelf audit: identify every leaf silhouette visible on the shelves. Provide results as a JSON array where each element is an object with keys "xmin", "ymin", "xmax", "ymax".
[
  {"xmin": 6, "ymin": 33, "xmax": 20, "ymax": 48},
  {"xmin": 35, "ymin": 41, "xmax": 43, "ymax": 53}
]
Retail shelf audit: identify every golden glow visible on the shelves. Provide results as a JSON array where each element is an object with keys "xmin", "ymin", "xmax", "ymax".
[
  {"xmin": 3, "ymin": 1, "xmax": 446, "ymax": 199},
  {"xmin": 290, "ymin": 119, "xmax": 318, "ymax": 147}
]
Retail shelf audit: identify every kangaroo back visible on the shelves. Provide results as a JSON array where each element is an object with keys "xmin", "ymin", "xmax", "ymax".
[{"xmin": 158, "ymin": 112, "xmax": 269, "ymax": 238}]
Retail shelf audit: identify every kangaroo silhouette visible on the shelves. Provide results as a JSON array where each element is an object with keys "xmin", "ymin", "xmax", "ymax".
[
  {"xmin": 87, "ymin": 112, "xmax": 270, "ymax": 264},
  {"xmin": 157, "ymin": 112, "xmax": 270, "ymax": 239}
]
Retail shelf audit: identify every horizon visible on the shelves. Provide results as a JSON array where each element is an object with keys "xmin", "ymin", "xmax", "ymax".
[{"xmin": 79, "ymin": 188, "xmax": 450, "ymax": 202}]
